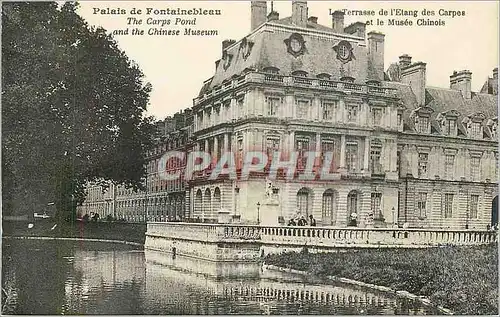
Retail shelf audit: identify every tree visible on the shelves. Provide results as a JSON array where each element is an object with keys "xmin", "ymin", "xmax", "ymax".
[{"xmin": 2, "ymin": 2, "xmax": 157, "ymax": 221}]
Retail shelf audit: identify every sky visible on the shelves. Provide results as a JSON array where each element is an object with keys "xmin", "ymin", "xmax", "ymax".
[{"xmin": 76, "ymin": 1, "xmax": 499, "ymax": 120}]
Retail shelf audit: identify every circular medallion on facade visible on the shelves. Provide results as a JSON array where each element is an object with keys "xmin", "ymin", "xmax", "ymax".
[
  {"xmin": 284, "ymin": 33, "xmax": 306, "ymax": 58},
  {"xmin": 333, "ymin": 40, "xmax": 355, "ymax": 63}
]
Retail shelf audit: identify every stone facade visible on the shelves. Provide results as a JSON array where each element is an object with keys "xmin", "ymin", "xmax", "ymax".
[{"xmin": 79, "ymin": 1, "xmax": 498, "ymax": 230}]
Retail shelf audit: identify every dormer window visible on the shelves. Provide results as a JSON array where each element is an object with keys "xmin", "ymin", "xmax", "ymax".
[
  {"xmin": 466, "ymin": 113, "xmax": 486, "ymax": 139},
  {"xmin": 444, "ymin": 118, "xmax": 457, "ymax": 136},
  {"xmin": 316, "ymin": 73, "xmax": 331, "ymax": 80},
  {"xmin": 366, "ymin": 80, "xmax": 381, "ymax": 87},
  {"xmin": 263, "ymin": 67, "xmax": 279, "ymax": 74},
  {"xmin": 416, "ymin": 115, "xmax": 430, "ymax": 134},
  {"xmin": 470, "ymin": 122, "xmax": 482, "ymax": 138},
  {"xmin": 292, "ymin": 70, "xmax": 308, "ymax": 77},
  {"xmin": 340, "ymin": 76, "xmax": 355, "ymax": 83}
]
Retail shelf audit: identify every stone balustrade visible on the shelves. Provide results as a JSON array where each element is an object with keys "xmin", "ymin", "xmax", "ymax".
[
  {"xmin": 193, "ymin": 71, "xmax": 397, "ymax": 105},
  {"xmin": 146, "ymin": 222, "xmax": 497, "ymax": 248}
]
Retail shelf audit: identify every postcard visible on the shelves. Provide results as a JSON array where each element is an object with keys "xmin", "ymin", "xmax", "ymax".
[{"xmin": 2, "ymin": 1, "xmax": 498, "ymax": 315}]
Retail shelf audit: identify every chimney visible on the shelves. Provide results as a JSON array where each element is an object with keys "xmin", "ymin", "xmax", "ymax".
[
  {"xmin": 344, "ymin": 22, "xmax": 366, "ymax": 38},
  {"xmin": 367, "ymin": 31, "xmax": 385, "ymax": 81},
  {"xmin": 399, "ymin": 54, "xmax": 412, "ymax": 68},
  {"xmin": 292, "ymin": 0, "xmax": 308, "ymax": 27},
  {"xmin": 331, "ymin": 10, "xmax": 344, "ymax": 33},
  {"xmin": 251, "ymin": 1, "xmax": 267, "ymax": 31},
  {"xmin": 450, "ymin": 70, "xmax": 472, "ymax": 99},
  {"xmin": 308, "ymin": 16, "xmax": 318, "ymax": 24},
  {"xmin": 493, "ymin": 67, "xmax": 498, "ymax": 79},
  {"xmin": 267, "ymin": 11, "xmax": 279, "ymax": 22},
  {"xmin": 401, "ymin": 62, "xmax": 427, "ymax": 106}
]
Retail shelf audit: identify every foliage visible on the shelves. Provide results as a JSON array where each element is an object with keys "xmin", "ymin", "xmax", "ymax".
[
  {"xmin": 2, "ymin": 2, "xmax": 157, "ymax": 220},
  {"xmin": 265, "ymin": 244, "xmax": 499, "ymax": 315}
]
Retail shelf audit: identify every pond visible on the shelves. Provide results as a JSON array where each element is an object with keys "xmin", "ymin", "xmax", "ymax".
[{"xmin": 2, "ymin": 239, "xmax": 441, "ymax": 315}]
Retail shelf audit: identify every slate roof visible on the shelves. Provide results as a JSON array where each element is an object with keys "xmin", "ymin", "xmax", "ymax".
[
  {"xmin": 273, "ymin": 16, "xmax": 336, "ymax": 33},
  {"xmin": 204, "ymin": 18, "xmax": 376, "ymax": 92}
]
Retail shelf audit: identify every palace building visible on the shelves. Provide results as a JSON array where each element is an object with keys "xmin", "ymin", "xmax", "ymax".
[{"xmin": 79, "ymin": 1, "xmax": 498, "ymax": 230}]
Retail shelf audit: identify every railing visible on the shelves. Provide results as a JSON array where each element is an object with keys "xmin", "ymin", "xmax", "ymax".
[
  {"xmin": 264, "ymin": 73, "xmax": 284, "ymax": 83},
  {"xmin": 146, "ymin": 223, "xmax": 497, "ymax": 247},
  {"xmin": 193, "ymin": 72, "xmax": 397, "ymax": 105},
  {"xmin": 292, "ymin": 76, "xmax": 313, "ymax": 86}
]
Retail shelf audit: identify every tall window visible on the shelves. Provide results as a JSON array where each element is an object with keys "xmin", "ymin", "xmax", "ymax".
[
  {"xmin": 444, "ymin": 154, "xmax": 455, "ymax": 179},
  {"xmin": 470, "ymin": 195, "xmax": 479, "ymax": 218},
  {"xmin": 346, "ymin": 142, "xmax": 358, "ymax": 172},
  {"xmin": 347, "ymin": 105, "xmax": 358, "ymax": 123},
  {"xmin": 322, "ymin": 101, "xmax": 336, "ymax": 121},
  {"xmin": 444, "ymin": 119, "xmax": 456, "ymax": 136},
  {"xmin": 266, "ymin": 96, "xmax": 281, "ymax": 116},
  {"xmin": 371, "ymin": 193, "xmax": 382, "ymax": 218},
  {"xmin": 321, "ymin": 140, "xmax": 335, "ymax": 168},
  {"xmin": 214, "ymin": 106, "xmax": 220, "ymax": 125},
  {"xmin": 470, "ymin": 122, "xmax": 482, "ymax": 138},
  {"xmin": 266, "ymin": 137, "xmax": 280, "ymax": 163},
  {"xmin": 322, "ymin": 190, "xmax": 335, "ymax": 225},
  {"xmin": 237, "ymin": 138, "xmax": 243, "ymax": 169},
  {"xmin": 370, "ymin": 143, "xmax": 382, "ymax": 174},
  {"xmin": 296, "ymin": 99, "xmax": 310, "ymax": 119},
  {"xmin": 396, "ymin": 151, "xmax": 401, "ymax": 174},
  {"xmin": 206, "ymin": 109, "xmax": 212, "ymax": 126},
  {"xmin": 295, "ymin": 138, "xmax": 310, "ymax": 170},
  {"xmin": 416, "ymin": 116, "xmax": 429, "ymax": 133},
  {"xmin": 237, "ymin": 96, "xmax": 244, "ymax": 118},
  {"xmin": 470, "ymin": 156, "xmax": 480, "ymax": 181},
  {"xmin": 372, "ymin": 108, "xmax": 383, "ymax": 126},
  {"xmin": 397, "ymin": 112, "xmax": 403, "ymax": 127},
  {"xmin": 418, "ymin": 153, "xmax": 429, "ymax": 178},
  {"xmin": 297, "ymin": 188, "xmax": 310, "ymax": 216},
  {"xmin": 444, "ymin": 194, "xmax": 453, "ymax": 218},
  {"xmin": 347, "ymin": 191, "xmax": 359, "ymax": 224},
  {"xmin": 417, "ymin": 192, "xmax": 427, "ymax": 218}
]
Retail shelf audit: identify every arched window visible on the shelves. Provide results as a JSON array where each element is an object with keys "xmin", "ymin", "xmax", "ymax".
[
  {"xmin": 213, "ymin": 187, "xmax": 222, "ymax": 213},
  {"xmin": 347, "ymin": 190, "xmax": 359, "ymax": 226},
  {"xmin": 297, "ymin": 188, "xmax": 312, "ymax": 217},
  {"xmin": 322, "ymin": 189, "xmax": 337, "ymax": 226},
  {"xmin": 204, "ymin": 188, "xmax": 212, "ymax": 220},
  {"xmin": 195, "ymin": 190, "xmax": 202, "ymax": 218}
]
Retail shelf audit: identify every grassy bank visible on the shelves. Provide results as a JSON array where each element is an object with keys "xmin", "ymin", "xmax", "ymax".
[
  {"xmin": 265, "ymin": 245, "xmax": 498, "ymax": 315},
  {"xmin": 2, "ymin": 220, "xmax": 147, "ymax": 244}
]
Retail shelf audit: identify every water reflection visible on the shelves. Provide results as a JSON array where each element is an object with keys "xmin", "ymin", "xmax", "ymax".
[{"xmin": 2, "ymin": 239, "xmax": 441, "ymax": 315}]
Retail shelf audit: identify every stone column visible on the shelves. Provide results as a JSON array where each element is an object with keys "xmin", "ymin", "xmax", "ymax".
[
  {"xmin": 364, "ymin": 137, "xmax": 370, "ymax": 171},
  {"xmin": 339, "ymin": 134, "xmax": 346, "ymax": 168},
  {"xmin": 289, "ymin": 131, "xmax": 295, "ymax": 153},
  {"xmin": 214, "ymin": 135, "xmax": 219, "ymax": 161},
  {"xmin": 316, "ymin": 132, "xmax": 321, "ymax": 167},
  {"xmin": 223, "ymin": 133, "xmax": 229, "ymax": 153},
  {"xmin": 204, "ymin": 139, "xmax": 209, "ymax": 153}
]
